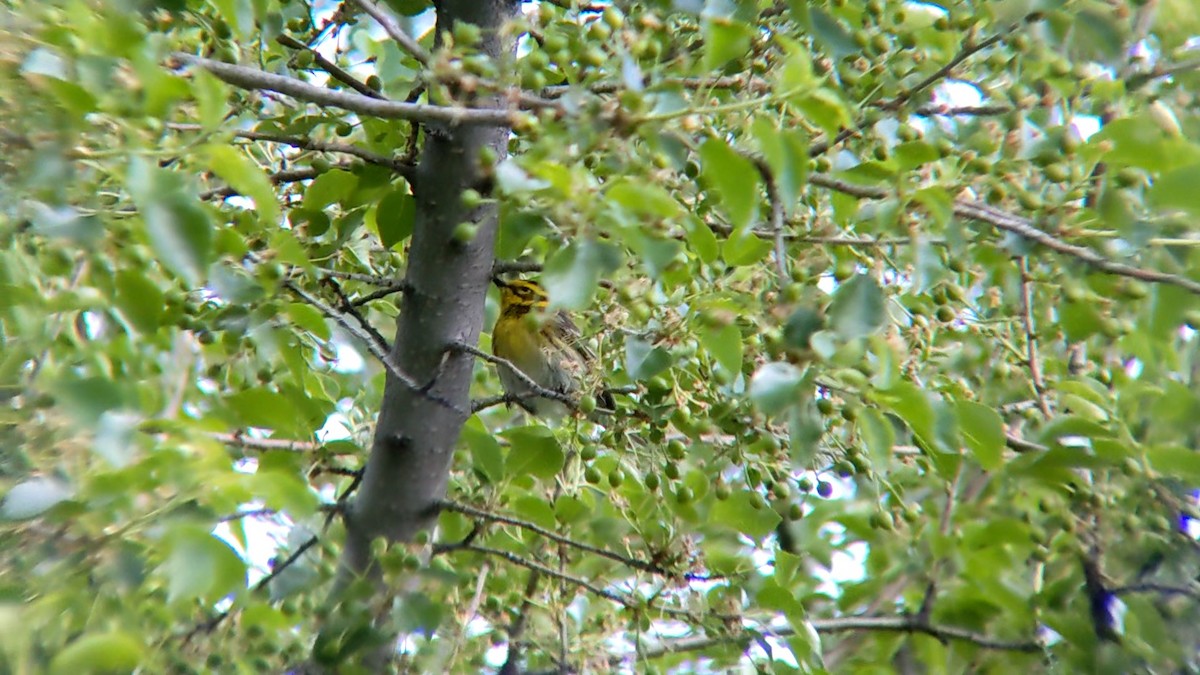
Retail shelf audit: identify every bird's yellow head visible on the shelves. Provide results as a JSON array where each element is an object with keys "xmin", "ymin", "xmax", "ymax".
[{"xmin": 495, "ymin": 278, "xmax": 549, "ymax": 318}]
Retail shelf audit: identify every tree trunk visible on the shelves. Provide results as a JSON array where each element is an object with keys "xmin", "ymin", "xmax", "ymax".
[{"xmin": 331, "ymin": 0, "xmax": 518, "ymax": 667}]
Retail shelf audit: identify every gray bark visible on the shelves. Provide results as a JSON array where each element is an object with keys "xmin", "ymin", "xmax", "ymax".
[{"xmin": 330, "ymin": 0, "xmax": 519, "ymax": 668}]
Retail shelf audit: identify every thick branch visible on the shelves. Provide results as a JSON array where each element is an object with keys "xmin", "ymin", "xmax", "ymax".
[
  {"xmin": 438, "ymin": 500, "xmax": 712, "ymax": 581},
  {"xmin": 807, "ymin": 173, "xmax": 1200, "ymax": 296},
  {"xmin": 285, "ymin": 279, "xmax": 461, "ymax": 412},
  {"xmin": 275, "ymin": 34, "xmax": 385, "ymax": 99},
  {"xmin": 169, "ymin": 53, "xmax": 517, "ymax": 127},
  {"xmin": 642, "ymin": 615, "xmax": 1042, "ymax": 659}
]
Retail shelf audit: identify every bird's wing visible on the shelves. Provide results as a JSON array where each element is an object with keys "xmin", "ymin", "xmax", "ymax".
[
  {"xmin": 548, "ymin": 311, "xmax": 614, "ymax": 410},
  {"xmin": 548, "ymin": 310, "xmax": 596, "ymax": 362}
]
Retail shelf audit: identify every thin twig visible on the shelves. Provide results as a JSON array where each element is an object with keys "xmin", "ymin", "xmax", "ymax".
[
  {"xmin": 451, "ymin": 544, "xmax": 718, "ymax": 622},
  {"xmin": 351, "ymin": 282, "xmax": 412, "ymax": 306},
  {"xmin": 208, "ymin": 431, "xmax": 323, "ymax": 453},
  {"xmin": 199, "ymin": 166, "xmax": 326, "ymax": 200},
  {"xmin": 471, "ymin": 392, "xmax": 521, "ymax": 413},
  {"xmin": 750, "ymin": 156, "xmax": 788, "ymax": 283},
  {"xmin": 321, "ymin": 277, "xmax": 390, "ymax": 353},
  {"xmin": 810, "ymin": 27, "xmax": 1018, "ymax": 157},
  {"xmin": 641, "ymin": 615, "xmax": 1042, "ymax": 658},
  {"xmin": 498, "ymin": 571, "xmax": 543, "ymax": 675},
  {"xmin": 276, "ymin": 34, "xmax": 385, "ymax": 99},
  {"xmin": 287, "ymin": 280, "xmax": 462, "ymax": 412},
  {"xmin": 183, "ymin": 535, "xmax": 320, "ymax": 643},
  {"xmin": 1127, "ymin": 56, "xmax": 1200, "ymax": 90},
  {"xmin": 492, "ymin": 259, "xmax": 545, "ymax": 276},
  {"xmin": 541, "ymin": 74, "xmax": 771, "ymax": 98},
  {"xmin": 911, "ymin": 103, "xmax": 1014, "ymax": 117},
  {"xmin": 347, "ymin": 0, "xmax": 431, "ymax": 67},
  {"xmin": 438, "ymin": 500, "xmax": 712, "ymax": 581},
  {"xmin": 167, "ymin": 122, "xmax": 414, "ymax": 176},
  {"xmin": 1113, "ymin": 582, "xmax": 1200, "ymax": 602},
  {"xmin": 169, "ymin": 53, "xmax": 517, "ymax": 127},
  {"xmin": 1016, "ymin": 257, "xmax": 1053, "ymax": 417},
  {"xmin": 450, "ymin": 342, "xmax": 577, "ymax": 410},
  {"xmin": 317, "ymin": 269, "xmax": 406, "ymax": 287}
]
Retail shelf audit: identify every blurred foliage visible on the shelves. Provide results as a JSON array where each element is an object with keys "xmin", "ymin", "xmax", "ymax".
[{"xmin": 3, "ymin": 0, "xmax": 1200, "ymax": 672}]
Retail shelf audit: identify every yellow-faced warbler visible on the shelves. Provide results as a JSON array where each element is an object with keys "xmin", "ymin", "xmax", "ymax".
[{"xmin": 491, "ymin": 278, "xmax": 614, "ymax": 417}]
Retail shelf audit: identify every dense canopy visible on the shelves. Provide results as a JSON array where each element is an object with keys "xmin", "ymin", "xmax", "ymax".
[{"xmin": 4, "ymin": 0, "xmax": 1200, "ymax": 672}]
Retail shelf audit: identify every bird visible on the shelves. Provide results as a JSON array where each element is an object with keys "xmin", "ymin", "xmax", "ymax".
[{"xmin": 491, "ymin": 277, "xmax": 614, "ymax": 417}]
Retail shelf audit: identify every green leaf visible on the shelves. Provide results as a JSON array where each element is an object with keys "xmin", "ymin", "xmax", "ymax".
[
  {"xmin": 722, "ymin": 231, "xmax": 773, "ymax": 266},
  {"xmin": 700, "ymin": 323, "xmax": 743, "ymax": 375},
  {"xmin": 286, "ymin": 302, "xmax": 331, "ymax": 341},
  {"xmin": 631, "ymin": 232, "xmax": 682, "ymax": 279},
  {"xmin": 162, "ymin": 527, "xmax": 247, "ymax": 603},
  {"xmin": 625, "ymin": 336, "xmax": 672, "ymax": 380},
  {"xmin": 773, "ymin": 40, "xmax": 815, "ymax": 98},
  {"xmin": 191, "ymin": 69, "xmax": 227, "ymax": 130},
  {"xmin": 893, "ymin": 141, "xmax": 940, "ymax": 171},
  {"xmin": 797, "ymin": 88, "xmax": 852, "ymax": 136},
  {"xmin": 372, "ymin": 188, "xmax": 415, "ymax": 249},
  {"xmin": 203, "ymin": 145, "xmax": 280, "ymax": 227},
  {"xmin": 710, "ymin": 490, "xmax": 782, "ymax": 540},
  {"xmin": 606, "ymin": 178, "xmax": 682, "ymax": 218},
  {"xmin": 788, "ymin": 400, "xmax": 823, "ymax": 466},
  {"xmin": 502, "ymin": 426, "xmax": 564, "ymax": 480},
  {"xmin": 1, "ymin": 478, "xmax": 73, "ymax": 520},
  {"xmin": 1147, "ymin": 446, "xmax": 1200, "ymax": 483},
  {"xmin": 209, "ymin": 261, "xmax": 264, "ymax": 304},
  {"xmin": 50, "ymin": 631, "xmax": 144, "ymax": 675},
  {"xmin": 874, "ymin": 382, "xmax": 935, "ymax": 449},
  {"xmin": 253, "ymin": 456, "xmax": 320, "ymax": 517},
  {"xmin": 1149, "ymin": 163, "xmax": 1200, "ymax": 217},
  {"xmin": 783, "ymin": 306, "xmax": 823, "ymax": 349},
  {"xmin": 805, "ymin": 7, "xmax": 857, "ymax": 59},
  {"xmin": 1090, "ymin": 116, "xmax": 1200, "ymax": 172},
  {"xmin": 1060, "ymin": 302, "xmax": 1104, "ymax": 342},
  {"xmin": 753, "ymin": 120, "xmax": 809, "ymax": 217},
  {"xmin": 542, "ymin": 239, "xmax": 621, "ymax": 311},
  {"xmin": 857, "ymin": 407, "xmax": 895, "ymax": 467},
  {"xmin": 302, "ymin": 168, "xmax": 357, "ymax": 211},
  {"xmin": 512, "ymin": 495, "xmax": 556, "ymax": 531},
  {"xmin": 748, "ymin": 362, "xmax": 804, "ymax": 416},
  {"xmin": 912, "ymin": 237, "xmax": 943, "ymax": 294},
  {"xmin": 497, "ymin": 211, "xmax": 547, "ymax": 259},
  {"xmin": 912, "ymin": 187, "xmax": 953, "ymax": 227},
  {"xmin": 462, "ymin": 418, "xmax": 504, "ymax": 484},
  {"xmin": 703, "ymin": 18, "xmax": 753, "ymax": 70},
  {"xmin": 684, "ymin": 215, "xmax": 720, "ymax": 263},
  {"xmin": 700, "ymin": 138, "xmax": 759, "ymax": 231},
  {"xmin": 51, "ymin": 375, "xmax": 126, "ymax": 425},
  {"xmin": 828, "ymin": 274, "xmax": 886, "ymax": 340},
  {"xmin": 127, "ymin": 157, "xmax": 213, "ymax": 287},
  {"xmin": 114, "ymin": 270, "xmax": 164, "ymax": 334},
  {"xmin": 1060, "ymin": 393, "xmax": 1109, "ymax": 423},
  {"xmin": 225, "ymin": 388, "xmax": 312, "ymax": 437},
  {"xmin": 955, "ymin": 400, "xmax": 1005, "ymax": 470},
  {"xmin": 1070, "ymin": 9, "xmax": 1126, "ymax": 61}
]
